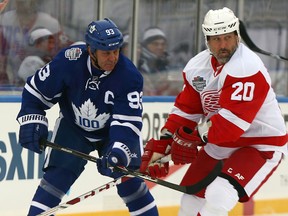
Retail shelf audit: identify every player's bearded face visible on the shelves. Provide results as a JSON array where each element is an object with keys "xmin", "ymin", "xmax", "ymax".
[
  {"xmin": 92, "ymin": 49, "xmax": 120, "ymax": 71},
  {"xmin": 208, "ymin": 32, "xmax": 239, "ymax": 64}
]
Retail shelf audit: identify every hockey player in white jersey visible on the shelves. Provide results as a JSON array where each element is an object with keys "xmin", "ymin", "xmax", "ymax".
[
  {"xmin": 17, "ymin": 18, "xmax": 158, "ymax": 216},
  {"xmin": 140, "ymin": 7, "xmax": 288, "ymax": 216}
]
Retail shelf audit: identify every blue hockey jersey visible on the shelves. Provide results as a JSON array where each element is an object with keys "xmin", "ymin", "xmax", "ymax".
[{"xmin": 17, "ymin": 45, "xmax": 144, "ymax": 153}]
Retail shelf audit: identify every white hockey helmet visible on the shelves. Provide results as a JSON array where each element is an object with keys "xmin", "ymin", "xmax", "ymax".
[{"xmin": 202, "ymin": 7, "xmax": 240, "ymax": 37}]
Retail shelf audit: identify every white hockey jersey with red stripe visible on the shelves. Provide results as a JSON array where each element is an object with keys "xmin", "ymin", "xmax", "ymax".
[{"xmin": 164, "ymin": 43, "xmax": 287, "ymax": 153}]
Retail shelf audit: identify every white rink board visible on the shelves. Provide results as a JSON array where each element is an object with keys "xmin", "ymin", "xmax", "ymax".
[{"xmin": 0, "ymin": 100, "xmax": 288, "ymax": 215}]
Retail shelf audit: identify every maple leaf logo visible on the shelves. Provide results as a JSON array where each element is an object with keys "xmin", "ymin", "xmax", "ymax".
[{"xmin": 72, "ymin": 99, "xmax": 110, "ymax": 131}]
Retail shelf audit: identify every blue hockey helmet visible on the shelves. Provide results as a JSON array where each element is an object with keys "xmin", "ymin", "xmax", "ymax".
[{"xmin": 85, "ymin": 18, "xmax": 123, "ymax": 52}]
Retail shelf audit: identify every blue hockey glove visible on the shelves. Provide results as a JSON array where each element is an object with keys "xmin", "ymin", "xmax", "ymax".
[
  {"xmin": 96, "ymin": 142, "xmax": 132, "ymax": 179},
  {"xmin": 17, "ymin": 114, "xmax": 48, "ymax": 154},
  {"xmin": 96, "ymin": 156, "xmax": 125, "ymax": 179},
  {"xmin": 107, "ymin": 142, "xmax": 132, "ymax": 167}
]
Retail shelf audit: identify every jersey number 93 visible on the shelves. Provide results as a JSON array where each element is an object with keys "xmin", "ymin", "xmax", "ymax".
[{"xmin": 128, "ymin": 91, "xmax": 143, "ymax": 109}]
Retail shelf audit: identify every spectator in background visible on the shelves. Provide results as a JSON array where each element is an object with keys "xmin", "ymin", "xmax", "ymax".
[
  {"xmin": 170, "ymin": 41, "xmax": 193, "ymax": 69},
  {"xmin": 17, "ymin": 28, "xmax": 55, "ymax": 83},
  {"xmin": 138, "ymin": 27, "xmax": 169, "ymax": 74},
  {"xmin": 138, "ymin": 27, "xmax": 182, "ymax": 96},
  {"xmin": 0, "ymin": 0, "xmax": 62, "ymax": 86},
  {"xmin": 120, "ymin": 33, "xmax": 142, "ymax": 61}
]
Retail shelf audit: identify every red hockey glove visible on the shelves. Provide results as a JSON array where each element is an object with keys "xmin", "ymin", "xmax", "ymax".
[
  {"xmin": 140, "ymin": 137, "xmax": 172, "ymax": 178},
  {"xmin": 171, "ymin": 126, "xmax": 205, "ymax": 165}
]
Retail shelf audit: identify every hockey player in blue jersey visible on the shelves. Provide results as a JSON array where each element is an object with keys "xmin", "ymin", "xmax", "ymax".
[{"xmin": 17, "ymin": 18, "xmax": 159, "ymax": 216}]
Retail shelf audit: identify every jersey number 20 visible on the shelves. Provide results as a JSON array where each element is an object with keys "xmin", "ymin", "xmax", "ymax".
[{"xmin": 231, "ymin": 82, "xmax": 255, "ymax": 101}]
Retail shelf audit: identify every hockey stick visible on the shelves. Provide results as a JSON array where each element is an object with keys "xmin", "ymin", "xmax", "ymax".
[
  {"xmin": 41, "ymin": 139, "xmax": 222, "ymax": 195},
  {"xmin": 37, "ymin": 177, "xmax": 123, "ymax": 216},
  {"xmin": 239, "ymin": 20, "xmax": 288, "ymax": 61}
]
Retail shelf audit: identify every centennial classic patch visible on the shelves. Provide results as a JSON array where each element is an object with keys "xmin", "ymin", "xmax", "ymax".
[
  {"xmin": 192, "ymin": 76, "xmax": 206, "ymax": 91},
  {"xmin": 65, "ymin": 47, "xmax": 82, "ymax": 60}
]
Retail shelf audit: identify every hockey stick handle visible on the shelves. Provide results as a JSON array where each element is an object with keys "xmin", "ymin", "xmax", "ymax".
[
  {"xmin": 41, "ymin": 139, "xmax": 171, "ymax": 164},
  {"xmin": 41, "ymin": 139, "xmax": 98, "ymax": 163},
  {"xmin": 40, "ymin": 139, "xmax": 172, "ymax": 183},
  {"xmin": 41, "ymin": 139, "xmax": 222, "ymax": 194},
  {"xmin": 37, "ymin": 178, "xmax": 123, "ymax": 216},
  {"xmin": 239, "ymin": 20, "xmax": 288, "ymax": 61}
]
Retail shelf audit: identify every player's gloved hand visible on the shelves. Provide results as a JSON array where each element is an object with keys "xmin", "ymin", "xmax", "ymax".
[
  {"xmin": 197, "ymin": 119, "xmax": 212, "ymax": 143},
  {"xmin": 171, "ymin": 126, "xmax": 205, "ymax": 165},
  {"xmin": 140, "ymin": 133, "xmax": 172, "ymax": 178},
  {"xmin": 96, "ymin": 142, "xmax": 131, "ymax": 179},
  {"xmin": 96, "ymin": 156, "xmax": 125, "ymax": 179},
  {"xmin": 17, "ymin": 114, "xmax": 48, "ymax": 154}
]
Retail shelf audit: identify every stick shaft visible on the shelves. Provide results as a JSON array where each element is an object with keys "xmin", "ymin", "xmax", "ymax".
[
  {"xmin": 42, "ymin": 140, "xmax": 188, "ymax": 192},
  {"xmin": 43, "ymin": 139, "xmax": 97, "ymax": 163},
  {"xmin": 240, "ymin": 20, "xmax": 288, "ymax": 61},
  {"xmin": 42, "ymin": 139, "xmax": 221, "ymax": 194},
  {"xmin": 37, "ymin": 178, "xmax": 122, "ymax": 216}
]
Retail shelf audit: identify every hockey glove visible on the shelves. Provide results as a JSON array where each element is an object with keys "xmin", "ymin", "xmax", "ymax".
[
  {"xmin": 140, "ymin": 134, "xmax": 172, "ymax": 178},
  {"xmin": 17, "ymin": 114, "xmax": 48, "ymax": 154},
  {"xmin": 171, "ymin": 126, "xmax": 205, "ymax": 165},
  {"xmin": 96, "ymin": 142, "xmax": 131, "ymax": 179}
]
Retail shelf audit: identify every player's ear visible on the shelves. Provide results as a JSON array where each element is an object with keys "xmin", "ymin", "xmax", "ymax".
[{"xmin": 87, "ymin": 46, "xmax": 91, "ymax": 54}]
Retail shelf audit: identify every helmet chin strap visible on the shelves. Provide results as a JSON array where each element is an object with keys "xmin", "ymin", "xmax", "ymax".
[{"xmin": 88, "ymin": 47, "xmax": 103, "ymax": 71}]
